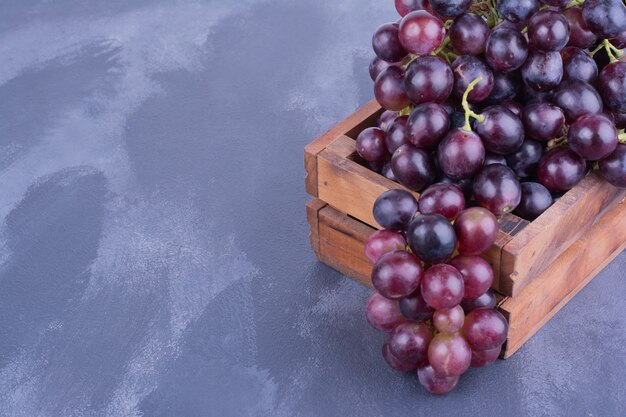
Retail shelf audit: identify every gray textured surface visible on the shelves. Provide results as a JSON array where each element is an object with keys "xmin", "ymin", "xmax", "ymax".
[{"xmin": 0, "ymin": 1, "xmax": 624, "ymax": 416}]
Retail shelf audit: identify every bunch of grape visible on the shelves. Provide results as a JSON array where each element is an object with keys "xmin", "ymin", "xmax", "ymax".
[
  {"xmin": 365, "ymin": 187, "xmax": 507, "ymax": 394},
  {"xmin": 362, "ymin": 0, "xmax": 626, "ymax": 225}
]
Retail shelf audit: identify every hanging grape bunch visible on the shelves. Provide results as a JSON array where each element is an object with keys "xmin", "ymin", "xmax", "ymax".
[{"xmin": 363, "ymin": 0, "xmax": 626, "ymax": 395}]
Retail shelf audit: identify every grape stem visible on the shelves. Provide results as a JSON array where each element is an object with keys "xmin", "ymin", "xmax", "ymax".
[
  {"xmin": 462, "ymin": 77, "xmax": 485, "ymax": 132},
  {"xmin": 618, "ymin": 132, "xmax": 626, "ymax": 143},
  {"xmin": 566, "ymin": 0, "xmax": 585, "ymax": 8},
  {"xmin": 590, "ymin": 39, "xmax": 624, "ymax": 62}
]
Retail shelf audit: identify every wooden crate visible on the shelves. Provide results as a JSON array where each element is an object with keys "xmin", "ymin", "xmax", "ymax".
[
  {"xmin": 305, "ymin": 99, "xmax": 626, "ymax": 297},
  {"xmin": 307, "ymin": 198, "xmax": 626, "ymax": 358}
]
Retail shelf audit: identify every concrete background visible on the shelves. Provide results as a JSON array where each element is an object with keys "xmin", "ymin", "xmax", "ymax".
[{"xmin": 0, "ymin": 1, "xmax": 624, "ymax": 416}]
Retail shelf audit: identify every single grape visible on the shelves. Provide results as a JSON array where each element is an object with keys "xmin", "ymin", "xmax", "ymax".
[
  {"xmin": 421, "ymin": 264, "xmax": 464, "ymax": 310},
  {"xmin": 487, "ymin": 72, "xmax": 519, "ymax": 102},
  {"xmin": 373, "ymin": 188, "xmax": 418, "ymax": 230},
  {"xmin": 568, "ymin": 113, "xmax": 618, "ymax": 161},
  {"xmin": 454, "ymin": 207, "xmax": 499, "ymax": 256},
  {"xmin": 450, "ymin": 13, "xmax": 490, "ymax": 55},
  {"xmin": 407, "ymin": 103, "xmax": 450, "ymax": 149},
  {"xmin": 386, "ymin": 115, "xmax": 410, "ymax": 153},
  {"xmin": 365, "ymin": 160, "xmax": 385, "ymax": 174},
  {"xmin": 365, "ymin": 229, "xmax": 407, "ymax": 264},
  {"xmin": 374, "ymin": 66, "xmax": 411, "ymax": 111},
  {"xmin": 528, "ymin": 10, "xmax": 570, "ymax": 52},
  {"xmin": 405, "ymin": 56, "xmax": 454, "ymax": 104},
  {"xmin": 484, "ymin": 152, "xmax": 508, "ymax": 166},
  {"xmin": 563, "ymin": 7, "xmax": 597, "ymax": 49},
  {"xmin": 612, "ymin": 29, "xmax": 626, "ymax": 48},
  {"xmin": 462, "ymin": 308, "xmax": 508, "ymax": 351},
  {"xmin": 485, "ymin": 28, "xmax": 528, "ymax": 72},
  {"xmin": 433, "ymin": 305, "xmax": 465, "ymax": 334},
  {"xmin": 514, "ymin": 182, "xmax": 554, "ymax": 220},
  {"xmin": 399, "ymin": 289, "xmax": 435, "ymax": 321},
  {"xmin": 473, "ymin": 164, "xmax": 522, "ymax": 215},
  {"xmin": 502, "ymin": 100, "xmax": 523, "ymax": 118},
  {"xmin": 373, "ymin": 23, "xmax": 408, "ymax": 63},
  {"xmin": 407, "ymin": 214, "xmax": 457, "ymax": 264},
  {"xmin": 383, "ymin": 340, "xmax": 417, "ymax": 372},
  {"xmin": 521, "ymin": 50, "xmax": 563, "ymax": 92},
  {"xmin": 497, "ymin": 0, "xmax": 540, "ymax": 23},
  {"xmin": 506, "ymin": 139, "xmax": 544, "ymax": 178},
  {"xmin": 429, "ymin": 0, "xmax": 471, "ymax": 17},
  {"xmin": 428, "ymin": 332, "xmax": 472, "ymax": 376},
  {"xmin": 598, "ymin": 61, "xmax": 626, "ymax": 114},
  {"xmin": 356, "ymin": 127, "xmax": 387, "ymax": 162},
  {"xmin": 437, "ymin": 128, "xmax": 485, "ymax": 179},
  {"xmin": 372, "ymin": 250, "xmax": 424, "ymax": 299},
  {"xmin": 449, "ymin": 255, "xmax": 494, "ymax": 299},
  {"xmin": 475, "ymin": 106, "xmax": 524, "ymax": 155},
  {"xmin": 561, "ymin": 47, "xmax": 598, "ymax": 84},
  {"xmin": 389, "ymin": 321, "xmax": 433, "ymax": 365},
  {"xmin": 452, "ymin": 55, "xmax": 494, "ymax": 102},
  {"xmin": 470, "ymin": 346, "xmax": 501, "ymax": 368},
  {"xmin": 417, "ymin": 364, "xmax": 460, "ymax": 394},
  {"xmin": 399, "ymin": 10, "xmax": 446, "ymax": 56},
  {"xmin": 370, "ymin": 57, "xmax": 393, "ymax": 82},
  {"xmin": 418, "ymin": 183, "xmax": 466, "ymax": 220},
  {"xmin": 538, "ymin": 147, "xmax": 587, "ymax": 192},
  {"xmin": 395, "ymin": 0, "xmax": 431, "ymax": 17},
  {"xmin": 599, "ymin": 143, "xmax": 626, "ymax": 187},
  {"xmin": 366, "ymin": 292, "xmax": 407, "ymax": 332},
  {"xmin": 379, "ymin": 110, "xmax": 399, "ymax": 131},
  {"xmin": 522, "ymin": 102, "xmax": 565, "ymax": 142},
  {"xmin": 552, "ymin": 79, "xmax": 603, "ymax": 122},
  {"xmin": 461, "ymin": 289, "xmax": 497, "ymax": 313},
  {"xmin": 582, "ymin": 0, "xmax": 626, "ymax": 39},
  {"xmin": 614, "ymin": 111, "xmax": 626, "ymax": 129},
  {"xmin": 391, "ymin": 144, "xmax": 437, "ymax": 191}
]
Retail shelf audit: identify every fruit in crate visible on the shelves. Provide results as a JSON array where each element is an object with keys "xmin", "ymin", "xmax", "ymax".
[{"xmin": 361, "ymin": 0, "xmax": 626, "ymax": 395}]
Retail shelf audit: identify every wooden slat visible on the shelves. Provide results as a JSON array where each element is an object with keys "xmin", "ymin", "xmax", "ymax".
[
  {"xmin": 500, "ymin": 174, "xmax": 626, "ymax": 296},
  {"xmin": 306, "ymin": 199, "xmax": 327, "ymax": 259}
]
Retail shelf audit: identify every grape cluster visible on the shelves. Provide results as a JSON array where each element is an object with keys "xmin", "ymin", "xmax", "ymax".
[
  {"xmin": 366, "ymin": 188, "xmax": 507, "ymax": 394},
  {"xmin": 365, "ymin": 0, "xmax": 626, "ymax": 225}
]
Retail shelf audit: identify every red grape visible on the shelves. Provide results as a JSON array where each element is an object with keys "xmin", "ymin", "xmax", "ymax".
[
  {"xmin": 421, "ymin": 264, "xmax": 464, "ymax": 310},
  {"xmin": 429, "ymin": 0, "xmax": 471, "ymax": 18},
  {"xmin": 399, "ymin": 10, "xmax": 446, "ymax": 56},
  {"xmin": 407, "ymin": 214, "xmax": 457, "ymax": 265},
  {"xmin": 399, "ymin": 289, "xmax": 435, "ymax": 321},
  {"xmin": 437, "ymin": 128, "xmax": 485, "ymax": 179},
  {"xmin": 356, "ymin": 127, "xmax": 387, "ymax": 162},
  {"xmin": 417, "ymin": 364, "xmax": 459, "ymax": 394},
  {"xmin": 428, "ymin": 332, "xmax": 471, "ymax": 376},
  {"xmin": 389, "ymin": 321, "xmax": 433, "ymax": 365},
  {"xmin": 395, "ymin": 0, "xmax": 431, "ymax": 17},
  {"xmin": 461, "ymin": 289, "xmax": 497, "ymax": 313},
  {"xmin": 473, "ymin": 164, "xmax": 522, "ymax": 216},
  {"xmin": 487, "ymin": 72, "xmax": 520, "ymax": 102},
  {"xmin": 598, "ymin": 61, "xmax": 626, "ymax": 114},
  {"xmin": 370, "ymin": 57, "xmax": 396, "ymax": 82},
  {"xmin": 449, "ymin": 255, "xmax": 494, "ymax": 299},
  {"xmin": 497, "ymin": 0, "xmax": 540, "ymax": 24},
  {"xmin": 528, "ymin": 10, "xmax": 570, "ymax": 52},
  {"xmin": 568, "ymin": 113, "xmax": 618, "ymax": 161},
  {"xmin": 485, "ymin": 28, "xmax": 528, "ymax": 73},
  {"xmin": 522, "ymin": 102, "xmax": 565, "ymax": 142},
  {"xmin": 373, "ymin": 189, "xmax": 418, "ymax": 230},
  {"xmin": 484, "ymin": 152, "xmax": 508, "ymax": 167},
  {"xmin": 561, "ymin": 46, "xmax": 598, "ymax": 84},
  {"xmin": 433, "ymin": 305, "xmax": 465, "ymax": 334},
  {"xmin": 506, "ymin": 139, "xmax": 544, "ymax": 178},
  {"xmin": 407, "ymin": 102, "xmax": 450, "ymax": 149},
  {"xmin": 383, "ymin": 340, "xmax": 418, "ymax": 372},
  {"xmin": 366, "ymin": 292, "xmax": 407, "ymax": 332},
  {"xmin": 454, "ymin": 207, "xmax": 499, "ymax": 256},
  {"xmin": 521, "ymin": 50, "xmax": 563, "ymax": 92},
  {"xmin": 582, "ymin": 0, "xmax": 626, "ymax": 39},
  {"xmin": 378, "ymin": 110, "xmax": 399, "ymax": 131},
  {"xmin": 372, "ymin": 250, "xmax": 424, "ymax": 300},
  {"xmin": 372, "ymin": 23, "xmax": 408, "ymax": 63},
  {"xmin": 404, "ymin": 56, "xmax": 453, "ymax": 104},
  {"xmin": 515, "ymin": 182, "xmax": 554, "ymax": 220},
  {"xmin": 452, "ymin": 55, "xmax": 494, "ymax": 102},
  {"xmin": 374, "ymin": 66, "xmax": 411, "ymax": 111},
  {"xmin": 417, "ymin": 183, "xmax": 466, "ymax": 220},
  {"xmin": 599, "ymin": 143, "xmax": 626, "ymax": 188},
  {"xmin": 563, "ymin": 7, "xmax": 597, "ymax": 49},
  {"xmin": 552, "ymin": 79, "xmax": 603, "ymax": 122},
  {"xmin": 462, "ymin": 308, "xmax": 508, "ymax": 351},
  {"xmin": 386, "ymin": 115, "xmax": 410, "ymax": 153},
  {"xmin": 538, "ymin": 147, "xmax": 587, "ymax": 192},
  {"xmin": 449, "ymin": 13, "xmax": 490, "ymax": 56},
  {"xmin": 391, "ymin": 145, "xmax": 437, "ymax": 192},
  {"xmin": 365, "ymin": 229, "xmax": 407, "ymax": 264},
  {"xmin": 470, "ymin": 346, "xmax": 501, "ymax": 368},
  {"xmin": 475, "ymin": 105, "xmax": 524, "ymax": 154}
]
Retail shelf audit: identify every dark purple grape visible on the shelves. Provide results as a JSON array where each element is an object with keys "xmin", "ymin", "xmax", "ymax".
[
  {"xmin": 399, "ymin": 289, "xmax": 435, "ymax": 321},
  {"xmin": 470, "ymin": 346, "xmax": 501, "ymax": 368},
  {"xmin": 563, "ymin": 7, "xmax": 597, "ymax": 49},
  {"xmin": 582, "ymin": 0, "xmax": 626, "ymax": 39},
  {"xmin": 552, "ymin": 79, "xmax": 603, "ymax": 122},
  {"xmin": 399, "ymin": 10, "xmax": 446, "ymax": 56},
  {"xmin": 538, "ymin": 147, "xmax": 587, "ymax": 192},
  {"xmin": 472, "ymin": 164, "xmax": 522, "ymax": 215},
  {"xmin": 357, "ymin": 127, "xmax": 387, "ymax": 162},
  {"xmin": 374, "ymin": 66, "xmax": 411, "ymax": 111},
  {"xmin": 391, "ymin": 145, "xmax": 437, "ymax": 191},
  {"xmin": 598, "ymin": 61, "xmax": 626, "ymax": 114},
  {"xmin": 405, "ymin": 56, "xmax": 454, "ymax": 104},
  {"xmin": 365, "ymin": 160, "xmax": 385, "ymax": 173},
  {"xmin": 599, "ymin": 143, "xmax": 626, "ymax": 187},
  {"xmin": 395, "ymin": 0, "xmax": 431, "ymax": 17},
  {"xmin": 407, "ymin": 103, "xmax": 450, "ymax": 149},
  {"xmin": 461, "ymin": 289, "xmax": 497, "ymax": 313},
  {"xmin": 372, "ymin": 250, "xmax": 424, "ymax": 299},
  {"xmin": 428, "ymin": 332, "xmax": 471, "ymax": 376},
  {"xmin": 407, "ymin": 214, "xmax": 457, "ymax": 265},
  {"xmin": 561, "ymin": 47, "xmax": 598, "ymax": 84},
  {"xmin": 439, "ymin": 176, "xmax": 474, "ymax": 200},
  {"xmin": 370, "ymin": 57, "xmax": 396, "ymax": 82},
  {"xmin": 437, "ymin": 128, "xmax": 485, "ymax": 179},
  {"xmin": 506, "ymin": 139, "xmax": 544, "ymax": 178},
  {"xmin": 450, "ymin": 13, "xmax": 490, "ymax": 55},
  {"xmin": 449, "ymin": 255, "xmax": 494, "ymax": 299},
  {"xmin": 389, "ymin": 321, "xmax": 433, "ymax": 365},
  {"xmin": 366, "ymin": 292, "xmax": 407, "ymax": 332},
  {"xmin": 373, "ymin": 189, "xmax": 418, "ymax": 230},
  {"xmin": 373, "ymin": 23, "xmax": 408, "ymax": 63},
  {"xmin": 485, "ymin": 28, "xmax": 528, "ymax": 72},
  {"xmin": 386, "ymin": 115, "xmax": 410, "ymax": 153},
  {"xmin": 429, "ymin": 0, "xmax": 471, "ymax": 17},
  {"xmin": 454, "ymin": 207, "xmax": 499, "ymax": 255},
  {"xmin": 614, "ymin": 112, "xmax": 626, "ymax": 129},
  {"xmin": 484, "ymin": 152, "xmax": 508, "ymax": 166},
  {"xmin": 522, "ymin": 102, "xmax": 564, "ymax": 142},
  {"xmin": 520, "ymin": 84, "xmax": 552, "ymax": 105},
  {"xmin": 417, "ymin": 364, "xmax": 460, "ymax": 394},
  {"xmin": 365, "ymin": 229, "xmax": 407, "ymax": 264},
  {"xmin": 379, "ymin": 110, "xmax": 399, "ymax": 131},
  {"xmin": 421, "ymin": 264, "xmax": 464, "ymax": 310},
  {"xmin": 418, "ymin": 183, "xmax": 466, "ymax": 219},
  {"xmin": 383, "ymin": 340, "xmax": 417, "ymax": 372},
  {"xmin": 475, "ymin": 106, "xmax": 524, "ymax": 155},
  {"xmin": 568, "ymin": 113, "xmax": 618, "ymax": 161},
  {"xmin": 612, "ymin": 29, "xmax": 626, "ymax": 48},
  {"xmin": 514, "ymin": 182, "xmax": 554, "ymax": 220},
  {"xmin": 502, "ymin": 100, "xmax": 523, "ymax": 117},
  {"xmin": 382, "ymin": 161, "xmax": 397, "ymax": 181},
  {"xmin": 521, "ymin": 50, "xmax": 563, "ymax": 92},
  {"xmin": 528, "ymin": 10, "xmax": 570, "ymax": 52},
  {"xmin": 497, "ymin": 0, "xmax": 540, "ymax": 23},
  {"xmin": 452, "ymin": 55, "xmax": 494, "ymax": 102},
  {"xmin": 450, "ymin": 110, "xmax": 467, "ymax": 129},
  {"xmin": 433, "ymin": 305, "xmax": 465, "ymax": 334},
  {"xmin": 462, "ymin": 308, "xmax": 508, "ymax": 351},
  {"xmin": 487, "ymin": 72, "xmax": 519, "ymax": 102}
]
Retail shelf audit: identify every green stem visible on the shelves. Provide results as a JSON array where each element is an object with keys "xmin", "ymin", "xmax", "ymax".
[
  {"xmin": 619, "ymin": 132, "xmax": 626, "ymax": 143},
  {"xmin": 462, "ymin": 77, "xmax": 485, "ymax": 132},
  {"xmin": 432, "ymin": 37, "xmax": 451, "ymax": 56},
  {"xmin": 566, "ymin": 0, "xmax": 585, "ymax": 8},
  {"xmin": 590, "ymin": 39, "xmax": 624, "ymax": 61}
]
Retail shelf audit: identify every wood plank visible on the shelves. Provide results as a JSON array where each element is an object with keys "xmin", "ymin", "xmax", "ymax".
[
  {"xmin": 500, "ymin": 173, "xmax": 626, "ymax": 296},
  {"xmin": 306, "ymin": 199, "xmax": 327, "ymax": 259},
  {"xmin": 500, "ymin": 198, "xmax": 626, "ymax": 358}
]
